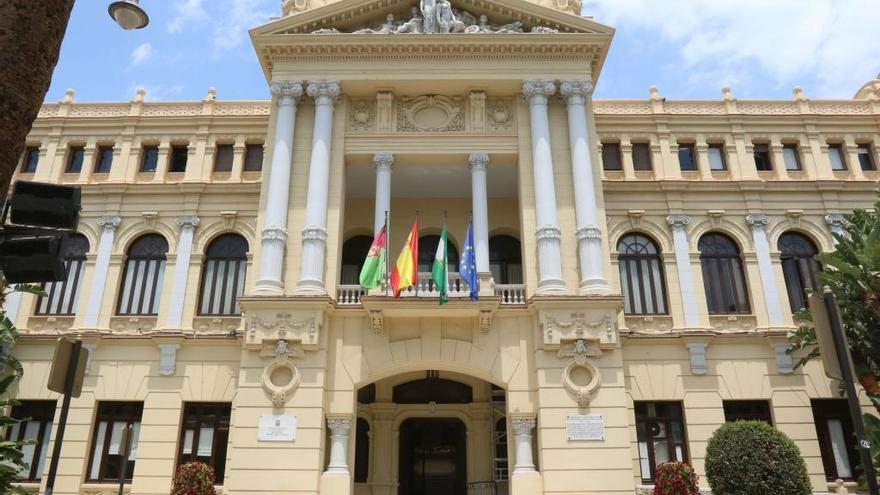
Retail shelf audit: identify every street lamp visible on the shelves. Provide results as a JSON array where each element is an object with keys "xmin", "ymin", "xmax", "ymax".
[{"xmin": 108, "ymin": 0, "xmax": 149, "ymax": 30}]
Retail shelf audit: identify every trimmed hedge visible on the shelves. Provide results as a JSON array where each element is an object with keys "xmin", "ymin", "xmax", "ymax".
[
  {"xmin": 705, "ymin": 421, "xmax": 812, "ymax": 495},
  {"xmin": 653, "ymin": 461, "xmax": 700, "ymax": 495}
]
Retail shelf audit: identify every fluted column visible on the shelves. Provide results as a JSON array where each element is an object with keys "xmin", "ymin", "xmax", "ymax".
[
  {"xmin": 325, "ymin": 417, "xmax": 352, "ymax": 474},
  {"xmin": 297, "ymin": 80, "xmax": 341, "ymax": 293},
  {"xmin": 373, "ymin": 153, "xmax": 393, "ymax": 234},
  {"xmin": 522, "ymin": 79, "xmax": 565, "ymax": 293},
  {"xmin": 83, "ymin": 216, "xmax": 121, "ymax": 328},
  {"xmin": 254, "ymin": 80, "xmax": 303, "ymax": 294},
  {"xmin": 560, "ymin": 79, "xmax": 610, "ymax": 293},
  {"xmin": 746, "ymin": 214, "xmax": 784, "ymax": 326},
  {"xmin": 469, "ymin": 153, "xmax": 490, "ymax": 274},
  {"xmin": 511, "ymin": 416, "xmax": 537, "ymax": 474},
  {"xmin": 666, "ymin": 214, "xmax": 700, "ymax": 327},
  {"xmin": 165, "ymin": 215, "xmax": 200, "ymax": 328}
]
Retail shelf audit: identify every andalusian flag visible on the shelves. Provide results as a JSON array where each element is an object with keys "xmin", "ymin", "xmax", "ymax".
[
  {"xmin": 358, "ymin": 225, "xmax": 386, "ymax": 289},
  {"xmin": 390, "ymin": 219, "xmax": 418, "ymax": 298},
  {"xmin": 431, "ymin": 222, "xmax": 449, "ymax": 305}
]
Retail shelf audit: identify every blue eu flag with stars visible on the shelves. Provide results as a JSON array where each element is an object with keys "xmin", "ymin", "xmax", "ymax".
[{"xmin": 460, "ymin": 221, "xmax": 478, "ymax": 301}]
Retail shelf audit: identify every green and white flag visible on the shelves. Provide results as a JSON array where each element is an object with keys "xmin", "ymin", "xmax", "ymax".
[{"xmin": 431, "ymin": 222, "xmax": 449, "ymax": 305}]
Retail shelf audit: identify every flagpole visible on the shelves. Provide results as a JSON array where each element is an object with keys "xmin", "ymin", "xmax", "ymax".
[
  {"xmin": 443, "ymin": 210, "xmax": 449, "ymax": 298},
  {"xmin": 384, "ymin": 210, "xmax": 389, "ymax": 297},
  {"xmin": 415, "ymin": 210, "xmax": 420, "ymax": 297}
]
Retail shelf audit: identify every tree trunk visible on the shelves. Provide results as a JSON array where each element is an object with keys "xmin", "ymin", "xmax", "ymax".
[{"xmin": 0, "ymin": 0, "xmax": 76, "ymax": 195}]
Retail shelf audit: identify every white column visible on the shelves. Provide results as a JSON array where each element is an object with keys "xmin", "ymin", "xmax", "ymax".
[
  {"xmin": 746, "ymin": 213, "xmax": 784, "ymax": 326},
  {"xmin": 522, "ymin": 79, "xmax": 565, "ymax": 293},
  {"xmin": 325, "ymin": 417, "xmax": 352, "ymax": 474},
  {"xmin": 666, "ymin": 214, "xmax": 700, "ymax": 328},
  {"xmin": 560, "ymin": 79, "xmax": 610, "ymax": 293},
  {"xmin": 254, "ymin": 80, "xmax": 303, "ymax": 295},
  {"xmin": 469, "ymin": 153, "xmax": 490, "ymax": 273},
  {"xmin": 165, "ymin": 215, "xmax": 199, "ymax": 328},
  {"xmin": 83, "ymin": 216, "xmax": 121, "ymax": 328},
  {"xmin": 511, "ymin": 417, "xmax": 537, "ymax": 474},
  {"xmin": 373, "ymin": 153, "xmax": 393, "ymax": 234},
  {"xmin": 297, "ymin": 80, "xmax": 341, "ymax": 293},
  {"xmin": 3, "ymin": 292, "xmax": 22, "ymax": 327},
  {"xmin": 825, "ymin": 213, "xmax": 847, "ymax": 245}
]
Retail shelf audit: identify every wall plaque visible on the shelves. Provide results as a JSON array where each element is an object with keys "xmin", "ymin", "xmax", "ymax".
[
  {"xmin": 566, "ymin": 414, "xmax": 604, "ymax": 441},
  {"xmin": 258, "ymin": 414, "xmax": 296, "ymax": 442}
]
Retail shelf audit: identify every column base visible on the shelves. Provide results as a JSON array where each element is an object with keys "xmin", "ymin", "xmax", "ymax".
[
  {"xmin": 251, "ymin": 279, "xmax": 284, "ymax": 295},
  {"xmin": 578, "ymin": 279, "xmax": 614, "ymax": 295},
  {"xmin": 293, "ymin": 278, "xmax": 327, "ymax": 295},
  {"xmin": 536, "ymin": 278, "xmax": 568, "ymax": 294}
]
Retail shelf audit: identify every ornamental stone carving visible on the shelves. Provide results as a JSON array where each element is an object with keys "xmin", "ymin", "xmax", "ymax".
[
  {"xmin": 558, "ymin": 338, "xmax": 602, "ymax": 407},
  {"xmin": 535, "ymin": 225, "xmax": 562, "ymax": 241},
  {"xmin": 246, "ymin": 310, "xmax": 323, "ymax": 351},
  {"xmin": 522, "ymin": 79, "xmax": 556, "ymax": 102},
  {"xmin": 260, "ymin": 338, "xmax": 302, "ymax": 407},
  {"xmin": 576, "ymin": 225, "xmax": 602, "ymax": 240},
  {"xmin": 373, "ymin": 153, "xmax": 394, "ymax": 171},
  {"xmin": 271, "ymin": 80, "xmax": 304, "ymax": 100},
  {"xmin": 666, "ymin": 214, "xmax": 691, "ymax": 229},
  {"xmin": 510, "ymin": 417, "xmax": 536, "ymax": 435},
  {"xmin": 487, "ymin": 99, "xmax": 513, "ymax": 131},
  {"xmin": 302, "ymin": 225, "xmax": 328, "ymax": 241},
  {"xmin": 327, "ymin": 417, "xmax": 352, "ymax": 434},
  {"xmin": 397, "ymin": 95, "xmax": 464, "ymax": 132},
  {"xmin": 97, "ymin": 215, "xmax": 122, "ymax": 231},
  {"xmin": 559, "ymin": 79, "xmax": 594, "ymax": 105},
  {"xmin": 745, "ymin": 213, "xmax": 770, "ymax": 229},
  {"xmin": 262, "ymin": 227, "xmax": 288, "ymax": 242},
  {"xmin": 349, "ymin": 99, "xmax": 375, "ymax": 131},
  {"xmin": 175, "ymin": 215, "xmax": 200, "ymax": 230},
  {"xmin": 307, "ymin": 80, "xmax": 341, "ymax": 102},
  {"xmin": 468, "ymin": 153, "xmax": 489, "ymax": 171},
  {"xmin": 540, "ymin": 309, "xmax": 619, "ymax": 350}
]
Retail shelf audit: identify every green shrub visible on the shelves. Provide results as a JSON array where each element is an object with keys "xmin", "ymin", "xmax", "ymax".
[
  {"xmin": 171, "ymin": 462, "xmax": 217, "ymax": 495},
  {"xmin": 705, "ymin": 421, "xmax": 812, "ymax": 495},
  {"xmin": 653, "ymin": 461, "xmax": 699, "ymax": 495}
]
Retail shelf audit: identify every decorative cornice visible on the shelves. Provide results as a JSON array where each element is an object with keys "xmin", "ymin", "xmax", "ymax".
[
  {"xmin": 468, "ymin": 152, "xmax": 490, "ymax": 171},
  {"xmin": 373, "ymin": 152, "xmax": 394, "ymax": 170}
]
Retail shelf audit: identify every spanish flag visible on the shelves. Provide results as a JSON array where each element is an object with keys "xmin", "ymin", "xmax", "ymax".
[{"xmin": 390, "ymin": 218, "xmax": 418, "ymax": 298}]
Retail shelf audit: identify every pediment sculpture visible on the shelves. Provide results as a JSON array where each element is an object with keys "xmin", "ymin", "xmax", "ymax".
[{"xmin": 311, "ymin": 1, "xmax": 559, "ymax": 34}]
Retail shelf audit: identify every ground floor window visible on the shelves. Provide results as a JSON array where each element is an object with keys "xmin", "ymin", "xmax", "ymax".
[
  {"xmin": 812, "ymin": 399, "xmax": 859, "ymax": 480},
  {"xmin": 723, "ymin": 400, "xmax": 772, "ymax": 424},
  {"xmin": 6, "ymin": 400, "xmax": 55, "ymax": 481},
  {"xmin": 87, "ymin": 402, "xmax": 143, "ymax": 483},
  {"xmin": 177, "ymin": 403, "xmax": 231, "ymax": 484},
  {"xmin": 635, "ymin": 401, "xmax": 688, "ymax": 482}
]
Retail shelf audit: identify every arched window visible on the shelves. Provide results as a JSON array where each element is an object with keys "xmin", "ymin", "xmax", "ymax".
[
  {"xmin": 489, "ymin": 235, "xmax": 522, "ymax": 284},
  {"xmin": 340, "ymin": 235, "xmax": 374, "ymax": 285},
  {"xmin": 698, "ymin": 233, "xmax": 750, "ymax": 314},
  {"xmin": 778, "ymin": 232, "xmax": 820, "ymax": 312},
  {"xmin": 617, "ymin": 233, "xmax": 667, "ymax": 315},
  {"xmin": 417, "ymin": 235, "xmax": 458, "ymax": 274},
  {"xmin": 199, "ymin": 234, "xmax": 249, "ymax": 316},
  {"xmin": 354, "ymin": 418, "xmax": 370, "ymax": 483},
  {"xmin": 36, "ymin": 234, "xmax": 89, "ymax": 315},
  {"xmin": 117, "ymin": 234, "xmax": 168, "ymax": 316}
]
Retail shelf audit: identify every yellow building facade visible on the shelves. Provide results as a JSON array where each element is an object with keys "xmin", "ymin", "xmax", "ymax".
[{"xmin": 7, "ymin": 1, "xmax": 880, "ymax": 494}]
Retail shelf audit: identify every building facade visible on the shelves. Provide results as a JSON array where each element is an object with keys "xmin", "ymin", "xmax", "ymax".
[{"xmin": 6, "ymin": 0, "xmax": 880, "ymax": 494}]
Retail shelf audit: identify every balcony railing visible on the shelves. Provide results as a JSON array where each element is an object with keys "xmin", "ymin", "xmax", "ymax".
[{"xmin": 336, "ymin": 272, "xmax": 526, "ymax": 306}]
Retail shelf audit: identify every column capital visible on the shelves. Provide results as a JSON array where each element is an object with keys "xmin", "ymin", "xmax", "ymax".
[
  {"xmin": 576, "ymin": 225, "xmax": 602, "ymax": 240},
  {"xmin": 307, "ymin": 80, "xmax": 341, "ymax": 103},
  {"xmin": 521, "ymin": 79, "xmax": 556, "ymax": 103},
  {"xmin": 175, "ymin": 215, "xmax": 200, "ymax": 230},
  {"xmin": 511, "ymin": 417, "xmax": 536, "ymax": 435},
  {"xmin": 559, "ymin": 79, "xmax": 594, "ymax": 105},
  {"xmin": 825, "ymin": 213, "xmax": 847, "ymax": 228},
  {"xmin": 373, "ymin": 152, "xmax": 394, "ymax": 171},
  {"xmin": 262, "ymin": 226, "xmax": 288, "ymax": 242},
  {"xmin": 745, "ymin": 213, "xmax": 770, "ymax": 229},
  {"xmin": 271, "ymin": 80, "xmax": 304, "ymax": 101},
  {"xmin": 97, "ymin": 216, "xmax": 122, "ymax": 231},
  {"xmin": 666, "ymin": 213, "xmax": 691, "ymax": 229},
  {"xmin": 327, "ymin": 417, "xmax": 352, "ymax": 434},
  {"xmin": 535, "ymin": 225, "xmax": 562, "ymax": 241},
  {"xmin": 302, "ymin": 225, "xmax": 328, "ymax": 241},
  {"xmin": 468, "ymin": 152, "xmax": 490, "ymax": 171}
]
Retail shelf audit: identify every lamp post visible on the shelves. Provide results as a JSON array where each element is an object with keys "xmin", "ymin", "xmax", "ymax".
[{"xmin": 108, "ymin": 0, "xmax": 149, "ymax": 30}]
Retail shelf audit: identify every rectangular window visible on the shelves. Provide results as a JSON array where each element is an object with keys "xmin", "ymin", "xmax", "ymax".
[
  {"xmin": 6, "ymin": 401, "xmax": 55, "ymax": 481},
  {"xmin": 87, "ymin": 402, "xmax": 143, "ymax": 483},
  {"xmin": 723, "ymin": 400, "xmax": 772, "ymax": 424},
  {"xmin": 214, "ymin": 144, "xmax": 234, "ymax": 172},
  {"xmin": 812, "ymin": 399, "xmax": 859, "ymax": 481},
  {"xmin": 244, "ymin": 144, "xmax": 264, "ymax": 171},
  {"xmin": 94, "ymin": 146, "xmax": 114, "ymax": 173},
  {"xmin": 828, "ymin": 144, "xmax": 847, "ymax": 171},
  {"xmin": 783, "ymin": 144, "xmax": 802, "ymax": 171},
  {"xmin": 170, "ymin": 145, "xmax": 188, "ymax": 173},
  {"xmin": 601, "ymin": 142, "xmax": 622, "ymax": 171},
  {"xmin": 140, "ymin": 145, "xmax": 159, "ymax": 172},
  {"xmin": 708, "ymin": 143, "xmax": 727, "ymax": 171},
  {"xmin": 632, "ymin": 142, "xmax": 652, "ymax": 171},
  {"xmin": 65, "ymin": 146, "xmax": 85, "ymax": 173},
  {"xmin": 635, "ymin": 401, "xmax": 688, "ymax": 482},
  {"xmin": 21, "ymin": 147, "xmax": 40, "ymax": 174},
  {"xmin": 857, "ymin": 144, "xmax": 876, "ymax": 171},
  {"xmin": 677, "ymin": 143, "xmax": 697, "ymax": 171},
  {"xmin": 754, "ymin": 143, "xmax": 773, "ymax": 171},
  {"xmin": 177, "ymin": 403, "xmax": 231, "ymax": 484}
]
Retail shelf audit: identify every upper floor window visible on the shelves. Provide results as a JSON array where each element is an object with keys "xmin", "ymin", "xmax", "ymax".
[
  {"xmin": 95, "ymin": 146, "xmax": 114, "ymax": 173},
  {"xmin": 199, "ymin": 234, "xmax": 248, "ymax": 316},
  {"xmin": 117, "ymin": 234, "xmax": 168, "ymax": 316},
  {"xmin": 677, "ymin": 143, "xmax": 697, "ymax": 171},
  {"xmin": 214, "ymin": 144, "xmax": 234, "ymax": 172},
  {"xmin": 6, "ymin": 400, "xmax": 55, "ymax": 481},
  {"xmin": 340, "ymin": 235, "xmax": 374, "ymax": 285},
  {"xmin": 601, "ymin": 142, "xmax": 622, "ymax": 171},
  {"xmin": 812, "ymin": 399, "xmax": 858, "ymax": 481},
  {"xmin": 723, "ymin": 400, "xmax": 772, "ymax": 424},
  {"xmin": 36, "ymin": 234, "xmax": 89, "ymax": 316},
  {"xmin": 632, "ymin": 142, "xmax": 652, "ymax": 171},
  {"xmin": 418, "ymin": 235, "xmax": 458, "ymax": 274},
  {"xmin": 170, "ymin": 145, "xmax": 188, "ymax": 173},
  {"xmin": 88, "ymin": 402, "xmax": 142, "ymax": 483},
  {"xmin": 778, "ymin": 232, "xmax": 819, "ymax": 312},
  {"xmin": 635, "ymin": 401, "xmax": 688, "ymax": 483},
  {"xmin": 617, "ymin": 233, "xmax": 667, "ymax": 315},
  {"xmin": 782, "ymin": 143, "xmax": 802, "ymax": 171},
  {"xmin": 244, "ymin": 143, "xmax": 264, "ymax": 171},
  {"xmin": 753, "ymin": 143, "xmax": 772, "ymax": 171},
  {"xmin": 489, "ymin": 235, "xmax": 522, "ymax": 285},
  {"xmin": 65, "ymin": 145, "xmax": 85, "ymax": 173},
  {"xmin": 857, "ymin": 143, "xmax": 876, "ymax": 171},
  {"xmin": 21, "ymin": 146, "xmax": 40, "ymax": 174},
  {"xmin": 708, "ymin": 143, "xmax": 726, "ymax": 171},
  {"xmin": 828, "ymin": 143, "xmax": 847, "ymax": 171},
  {"xmin": 177, "ymin": 403, "xmax": 231, "ymax": 485},
  {"xmin": 699, "ymin": 233, "xmax": 750, "ymax": 314},
  {"xmin": 140, "ymin": 145, "xmax": 159, "ymax": 172}
]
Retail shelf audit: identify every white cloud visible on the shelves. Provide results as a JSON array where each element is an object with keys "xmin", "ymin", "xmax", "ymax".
[
  {"xmin": 167, "ymin": 0, "xmax": 209, "ymax": 33},
  {"xmin": 130, "ymin": 42, "xmax": 155, "ymax": 66},
  {"xmin": 584, "ymin": 0, "xmax": 880, "ymax": 97},
  {"xmin": 212, "ymin": 0, "xmax": 273, "ymax": 51}
]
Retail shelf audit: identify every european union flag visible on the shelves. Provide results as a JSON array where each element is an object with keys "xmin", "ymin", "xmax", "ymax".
[{"xmin": 460, "ymin": 221, "xmax": 478, "ymax": 301}]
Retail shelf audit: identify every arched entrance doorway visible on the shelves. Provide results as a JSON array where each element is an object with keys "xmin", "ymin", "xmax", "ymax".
[{"xmin": 399, "ymin": 418, "xmax": 467, "ymax": 495}]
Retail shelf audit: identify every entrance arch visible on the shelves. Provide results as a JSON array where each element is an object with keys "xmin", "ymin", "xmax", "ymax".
[{"xmin": 399, "ymin": 418, "xmax": 467, "ymax": 495}]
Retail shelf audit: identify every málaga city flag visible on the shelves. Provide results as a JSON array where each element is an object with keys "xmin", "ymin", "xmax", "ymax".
[
  {"xmin": 358, "ymin": 225, "xmax": 386, "ymax": 289},
  {"xmin": 390, "ymin": 218, "xmax": 419, "ymax": 298},
  {"xmin": 431, "ymin": 222, "xmax": 449, "ymax": 305}
]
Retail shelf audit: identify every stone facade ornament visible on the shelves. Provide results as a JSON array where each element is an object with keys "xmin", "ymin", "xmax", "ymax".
[
  {"xmin": 685, "ymin": 342, "xmax": 709, "ymax": 375},
  {"xmin": 158, "ymin": 343, "xmax": 180, "ymax": 376},
  {"xmin": 558, "ymin": 338, "xmax": 602, "ymax": 407},
  {"xmin": 397, "ymin": 95, "xmax": 464, "ymax": 132},
  {"xmin": 260, "ymin": 338, "xmax": 302, "ymax": 407}
]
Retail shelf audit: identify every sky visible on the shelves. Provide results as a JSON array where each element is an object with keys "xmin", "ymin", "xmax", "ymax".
[{"xmin": 46, "ymin": 0, "xmax": 880, "ymax": 102}]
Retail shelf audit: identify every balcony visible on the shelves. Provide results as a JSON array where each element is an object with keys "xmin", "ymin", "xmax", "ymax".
[{"xmin": 336, "ymin": 272, "xmax": 526, "ymax": 307}]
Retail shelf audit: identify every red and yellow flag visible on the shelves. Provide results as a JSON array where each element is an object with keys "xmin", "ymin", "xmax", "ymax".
[{"xmin": 390, "ymin": 218, "xmax": 418, "ymax": 298}]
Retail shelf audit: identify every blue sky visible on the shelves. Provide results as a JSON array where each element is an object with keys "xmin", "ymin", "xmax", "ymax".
[{"xmin": 46, "ymin": 0, "xmax": 880, "ymax": 102}]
